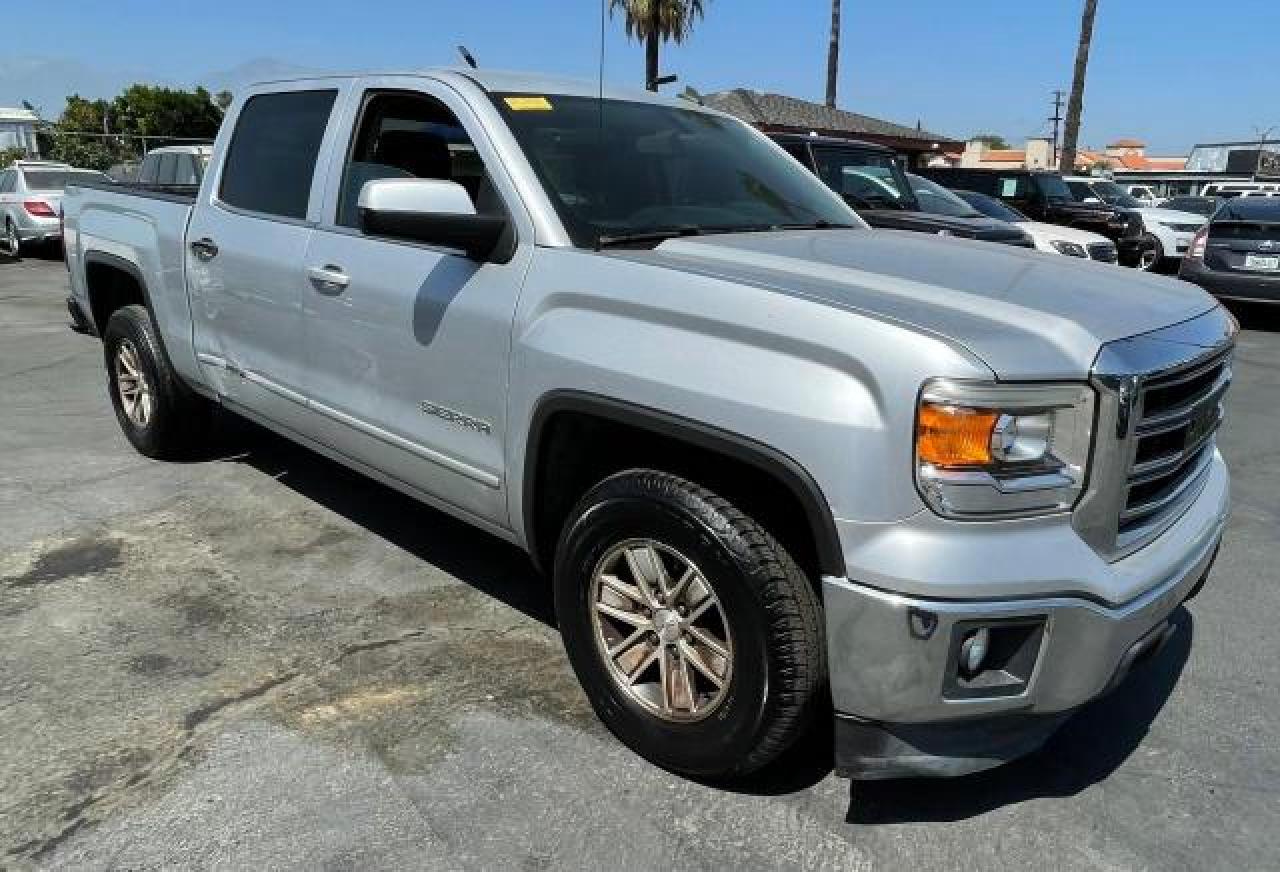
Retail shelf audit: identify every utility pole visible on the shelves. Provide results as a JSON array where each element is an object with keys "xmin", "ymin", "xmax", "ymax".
[{"xmin": 1049, "ymin": 89, "xmax": 1065, "ymax": 166}]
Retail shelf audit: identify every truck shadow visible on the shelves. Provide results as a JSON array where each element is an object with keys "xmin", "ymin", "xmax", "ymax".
[
  {"xmin": 844, "ymin": 607, "xmax": 1194, "ymax": 824},
  {"xmin": 217, "ymin": 415, "xmax": 555, "ymax": 628}
]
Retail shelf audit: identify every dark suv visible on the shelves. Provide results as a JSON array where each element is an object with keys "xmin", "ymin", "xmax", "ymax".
[
  {"xmin": 771, "ymin": 134, "xmax": 1031, "ymax": 246},
  {"xmin": 916, "ymin": 167, "xmax": 1143, "ymax": 262}
]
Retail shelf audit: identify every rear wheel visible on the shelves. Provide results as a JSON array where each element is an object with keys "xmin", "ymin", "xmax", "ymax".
[
  {"xmin": 103, "ymin": 304, "xmax": 210, "ymax": 459},
  {"xmin": 3, "ymin": 219, "xmax": 19, "ymax": 259},
  {"xmin": 554, "ymin": 469, "xmax": 826, "ymax": 778}
]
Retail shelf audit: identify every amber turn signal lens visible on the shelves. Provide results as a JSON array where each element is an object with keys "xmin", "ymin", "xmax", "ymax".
[{"xmin": 917, "ymin": 403, "xmax": 998, "ymax": 467}]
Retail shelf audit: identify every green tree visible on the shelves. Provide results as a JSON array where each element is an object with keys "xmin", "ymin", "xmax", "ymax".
[
  {"xmin": 971, "ymin": 133, "xmax": 1011, "ymax": 150},
  {"xmin": 609, "ymin": 0, "xmax": 708, "ymax": 91},
  {"xmin": 0, "ymin": 147, "xmax": 26, "ymax": 169}
]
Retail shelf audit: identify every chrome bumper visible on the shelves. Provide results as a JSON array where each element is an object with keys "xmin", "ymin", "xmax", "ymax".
[{"xmin": 824, "ymin": 453, "xmax": 1228, "ymax": 778}]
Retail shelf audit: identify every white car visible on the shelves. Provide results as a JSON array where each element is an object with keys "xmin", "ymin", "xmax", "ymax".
[
  {"xmin": 952, "ymin": 189, "xmax": 1118, "ymax": 262},
  {"xmin": 1123, "ymin": 184, "xmax": 1160, "ymax": 207},
  {"xmin": 1066, "ymin": 177, "xmax": 1206, "ymax": 271},
  {"xmin": 0, "ymin": 160, "xmax": 110, "ymax": 257}
]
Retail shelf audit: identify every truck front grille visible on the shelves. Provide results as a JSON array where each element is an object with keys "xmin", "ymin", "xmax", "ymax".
[
  {"xmin": 1072, "ymin": 308, "xmax": 1236, "ymax": 561},
  {"xmin": 1119, "ymin": 350, "xmax": 1231, "ymax": 539}
]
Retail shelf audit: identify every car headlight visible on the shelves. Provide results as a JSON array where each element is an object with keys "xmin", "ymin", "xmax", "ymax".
[
  {"xmin": 915, "ymin": 380, "xmax": 1095, "ymax": 519},
  {"xmin": 1049, "ymin": 239, "xmax": 1088, "ymax": 257}
]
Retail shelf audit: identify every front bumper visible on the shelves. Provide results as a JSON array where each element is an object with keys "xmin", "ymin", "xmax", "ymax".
[{"xmin": 824, "ymin": 452, "xmax": 1229, "ymax": 779}]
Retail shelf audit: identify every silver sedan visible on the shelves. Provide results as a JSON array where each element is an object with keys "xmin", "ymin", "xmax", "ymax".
[{"xmin": 0, "ymin": 160, "xmax": 109, "ymax": 257}]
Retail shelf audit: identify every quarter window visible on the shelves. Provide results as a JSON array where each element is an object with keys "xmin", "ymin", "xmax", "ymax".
[{"xmin": 219, "ymin": 89, "xmax": 337, "ymax": 220}]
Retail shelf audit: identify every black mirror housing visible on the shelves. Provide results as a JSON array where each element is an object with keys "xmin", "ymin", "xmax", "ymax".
[{"xmin": 359, "ymin": 209, "xmax": 512, "ymax": 262}]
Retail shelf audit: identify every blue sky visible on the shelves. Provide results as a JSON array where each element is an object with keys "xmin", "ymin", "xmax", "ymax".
[{"xmin": 4, "ymin": 0, "xmax": 1278, "ymax": 153}]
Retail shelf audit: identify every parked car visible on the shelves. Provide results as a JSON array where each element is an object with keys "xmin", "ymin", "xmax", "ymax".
[
  {"xmin": 1065, "ymin": 176, "xmax": 1206, "ymax": 271},
  {"xmin": 0, "ymin": 160, "xmax": 110, "ymax": 257},
  {"xmin": 772, "ymin": 134, "xmax": 1031, "ymax": 246},
  {"xmin": 953, "ymin": 188, "xmax": 1118, "ymax": 262},
  {"xmin": 903, "ymin": 173, "xmax": 1031, "ymax": 245},
  {"xmin": 1159, "ymin": 196, "xmax": 1224, "ymax": 218},
  {"xmin": 136, "ymin": 144, "xmax": 213, "ymax": 188},
  {"xmin": 63, "ymin": 70, "xmax": 1233, "ymax": 782},
  {"xmin": 1180, "ymin": 194, "xmax": 1280, "ymax": 304},
  {"xmin": 917, "ymin": 167, "xmax": 1143, "ymax": 261},
  {"xmin": 1123, "ymin": 184, "xmax": 1160, "ymax": 206},
  {"xmin": 1201, "ymin": 181, "xmax": 1280, "ymax": 198}
]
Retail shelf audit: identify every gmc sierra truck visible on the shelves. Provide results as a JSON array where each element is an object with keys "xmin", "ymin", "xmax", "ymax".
[{"xmin": 62, "ymin": 70, "xmax": 1234, "ymax": 781}]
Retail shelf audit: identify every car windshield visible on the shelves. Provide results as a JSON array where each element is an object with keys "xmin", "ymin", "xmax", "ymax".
[
  {"xmin": 22, "ymin": 170, "xmax": 109, "ymax": 191},
  {"xmin": 493, "ymin": 94, "xmax": 860, "ymax": 247},
  {"xmin": 956, "ymin": 190, "xmax": 1028, "ymax": 222},
  {"xmin": 906, "ymin": 174, "xmax": 983, "ymax": 218},
  {"xmin": 1083, "ymin": 180, "xmax": 1141, "ymax": 208},
  {"xmin": 1164, "ymin": 197, "xmax": 1217, "ymax": 217},
  {"xmin": 1034, "ymin": 173, "xmax": 1073, "ymax": 202}
]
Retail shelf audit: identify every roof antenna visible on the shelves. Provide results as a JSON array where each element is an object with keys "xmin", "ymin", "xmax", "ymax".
[{"xmin": 457, "ymin": 45, "xmax": 478, "ymax": 69}]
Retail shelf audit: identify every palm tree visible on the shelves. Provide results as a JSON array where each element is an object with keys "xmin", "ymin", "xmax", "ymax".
[
  {"xmin": 609, "ymin": 0, "xmax": 708, "ymax": 91},
  {"xmin": 825, "ymin": 0, "xmax": 841, "ymax": 108},
  {"xmin": 1059, "ymin": 0, "xmax": 1099, "ymax": 173}
]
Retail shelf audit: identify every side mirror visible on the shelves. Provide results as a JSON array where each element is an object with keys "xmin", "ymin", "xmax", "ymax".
[{"xmin": 358, "ymin": 178, "xmax": 509, "ymax": 261}]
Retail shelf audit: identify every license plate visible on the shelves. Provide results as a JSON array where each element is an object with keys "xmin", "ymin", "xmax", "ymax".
[{"xmin": 1245, "ymin": 254, "xmax": 1280, "ymax": 271}]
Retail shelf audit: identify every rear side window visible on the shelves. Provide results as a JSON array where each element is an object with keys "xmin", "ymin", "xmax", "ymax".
[
  {"xmin": 139, "ymin": 156, "xmax": 159, "ymax": 184},
  {"xmin": 0, "ymin": 171, "xmax": 13, "ymax": 193},
  {"xmin": 174, "ymin": 155, "xmax": 200, "ymax": 185},
  {"xmin": 219, "ymin": 89, "xmax": 337, "ymax": 220}
]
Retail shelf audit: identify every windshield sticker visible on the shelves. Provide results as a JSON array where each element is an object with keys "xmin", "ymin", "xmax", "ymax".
[
  {"xmin": 504, "ymin": 96, "xmax": 553, "ymax": 111},
  {"xmin": 1000, "ymin": 179, "xmax": 1018, "ymax": 197}
]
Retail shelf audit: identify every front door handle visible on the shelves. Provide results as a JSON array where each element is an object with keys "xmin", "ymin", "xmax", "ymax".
[
  {"xmin": 307, "ymin": 265, "xmax": 350, "ymax": 293},
  {"xmin": 189, "ymin": 237, "xmax": 218, "ymax": 261}
]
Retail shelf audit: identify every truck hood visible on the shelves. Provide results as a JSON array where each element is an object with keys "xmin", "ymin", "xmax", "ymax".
[
  {"xmin": 1135, "ymin": 207, "xmax": 1206, "ymax": 226},
  {"xmin": 619, "ymin": 229, "xmax": 1217, "ymax": 379}
]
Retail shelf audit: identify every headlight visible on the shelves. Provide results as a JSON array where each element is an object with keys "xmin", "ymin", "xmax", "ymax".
[
  {"xmin": 915, "ymin": 380, "xmax": 1095, "ymax": 519},
  {"xmin": 1049, "ymin": 239, "xmax": 1088, "ymax": 257}
]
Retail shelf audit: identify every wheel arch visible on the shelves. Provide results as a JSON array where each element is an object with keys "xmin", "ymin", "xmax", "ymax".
[
  {"xmin": 83, "ymin": 251, "xmax": 154, "ymax": 337},
  {"xmin": 522, "ymin": 391, "xmax": 845, "ymax": 580}
]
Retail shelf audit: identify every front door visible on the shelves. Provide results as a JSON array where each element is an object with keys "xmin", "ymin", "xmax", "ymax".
[
  {"xmin": 300, "ymin": 79, "xmax": 532, "ymax": 525},
  {"xmin": 186, "ymin": 84, "xmax": 345, "ymax": 431}
]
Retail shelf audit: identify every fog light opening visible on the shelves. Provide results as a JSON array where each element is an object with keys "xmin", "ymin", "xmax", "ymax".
[{"xmin": 960, "ymin": 628, "xmax": 990, "ymax": 677}]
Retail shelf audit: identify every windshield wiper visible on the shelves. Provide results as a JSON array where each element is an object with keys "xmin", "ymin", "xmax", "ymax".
[
  {"xmin": 595, "ymin": 226, "xmax": 703, "ymax": 249},
  {"xmin": 773, "ymin": 220, "xmax": 858, "ymax": 230}
]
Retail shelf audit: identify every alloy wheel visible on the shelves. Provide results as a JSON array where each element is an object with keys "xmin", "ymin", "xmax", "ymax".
[
  {"xmin": 114, "ymin": 339, "xmax": 154, "ymax": 427},
  {"xmin": 589, "ymin": 539, "xmax": 734, "ymax": 722}
]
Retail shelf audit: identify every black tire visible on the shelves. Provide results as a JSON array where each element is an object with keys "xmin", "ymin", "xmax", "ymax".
[
  {"xmin": 102, "ymin": 304, "xmax": 210, "ymax": 459},
  {"xmin": 554, "ymin": 469, "xmax": 826, "ymax": 778},
  {"xmin": 1138, "ymin": 233, "xmax": 1164, "ymax": 271},
  {"xmin": 3, "ymin": 219, "xmax": 19, "ymax": 259}
]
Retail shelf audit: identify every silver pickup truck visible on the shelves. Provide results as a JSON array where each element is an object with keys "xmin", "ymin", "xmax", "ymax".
[{"xmin": 62, "ymin": 70, "xmax": 1234, "ymax": 781}]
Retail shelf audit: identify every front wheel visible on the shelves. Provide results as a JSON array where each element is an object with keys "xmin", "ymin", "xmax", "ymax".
[
  {"xmin": 554, "ymin": 470, "xmax": 826, "ymax": 778},
  {"xmin": 1138, "ymin": 233, "xmax": 1164, "ymax": 271}
]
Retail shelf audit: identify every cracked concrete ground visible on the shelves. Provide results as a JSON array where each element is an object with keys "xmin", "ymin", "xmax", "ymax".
[{"xmin": 1, "ymin": 255, "xmax": 1278, "ymax": 871}]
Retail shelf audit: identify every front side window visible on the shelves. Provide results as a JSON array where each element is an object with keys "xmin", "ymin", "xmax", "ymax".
[
  {"xmin": 494, "ymin": 94, "xmax": 859, "ymax": 247},
  {"xmin": 811, "ymin": 146, "xmax": 913, "ymax": 210},
  {"xmin": 219, "ymin": 89, "xmax": 337, "ymax": 220},
  {"xmin": 337, "ymin": 91, "xmax": 496, "ymax": 229},
  {"xmin": 1033, "ymin": 174, "xmax": 1072, "ymax": 201}
]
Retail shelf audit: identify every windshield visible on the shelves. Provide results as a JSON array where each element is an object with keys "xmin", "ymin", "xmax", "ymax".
[
  {"xmin": 22, "ymin": 170, "xmax": 110, "ymax": 191},
  {"xmin": 955, "ymin": 189, "xmax": 1027, "ymax": 222},
  {"xmin": 493, "ymin": 94, "xmax": 860, "ymax": 247},
  {"xmin": 1070, "ymin": 179, "xmax": 1140, "ymax": 208},
  {"xmin": 1163, "ymin": 197, "xmax": 1217, "ymax": 216},
  {"xmin": 1035, "ymin": 174, "xmax": 1073, "ymax": 201},
  {"xmin": 810, "ymin": 146, "xmax": 914, "ymax": 211},
  {"xmin": 906, "ymin": 174, "xmax": 983, "ymax": 218}
]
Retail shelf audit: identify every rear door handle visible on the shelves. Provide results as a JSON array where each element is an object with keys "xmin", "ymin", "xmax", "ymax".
[
  {"xmin": 307, "ymin": 264, "xmax": 350, "ymax": 293},
  {"xmin": 189, "ymin": 237, "xmax": 218, "ymax": 261}
]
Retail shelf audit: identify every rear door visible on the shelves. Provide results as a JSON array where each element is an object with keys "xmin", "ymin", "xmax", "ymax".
[
  {"xmin": 186, "ymin": 82, "xmax": 348, "ymax": 430},
  {"xmin": 299, "ymin": 76, "xmax": 533, "ymax": 524}
]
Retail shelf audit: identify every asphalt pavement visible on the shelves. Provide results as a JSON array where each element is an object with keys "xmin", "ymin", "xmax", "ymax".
[{"xmin": 1, "ymin": 253, "xmax": 1277, "ymax": 871}]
